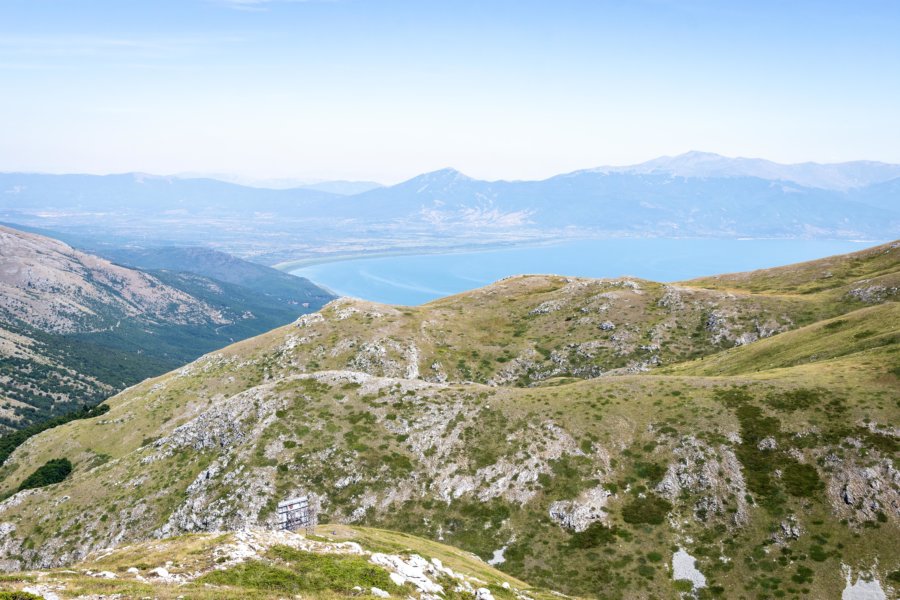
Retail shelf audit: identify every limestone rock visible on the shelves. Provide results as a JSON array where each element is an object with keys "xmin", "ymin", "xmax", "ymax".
[
  {"xmin": 549, "ymin": 485, "xmax": 611, "ymax": 532},
  {"xmin": 757, "ymin": 437, "xmax": 778, "ymax": 451},
  {"xmin": 476, "ymin": 588, "xmax": 495, "ymax": 600}
]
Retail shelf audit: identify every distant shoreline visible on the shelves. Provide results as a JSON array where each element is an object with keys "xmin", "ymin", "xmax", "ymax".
[
  {"xmin": 272, "ymin": 236, "xmax": 883, "ymax": 273},
  {"xmin": 272, "ymin": 238, "xmax": 575, "ymax": 271},
  {"xmin": 273, "ymin": 237, "xmax": 887, "ymax": 306}
]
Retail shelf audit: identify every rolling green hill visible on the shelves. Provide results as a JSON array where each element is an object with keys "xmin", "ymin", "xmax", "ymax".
[{"xmin": 0, "ymin": 241, "xmax": 896, "ymax": 599}]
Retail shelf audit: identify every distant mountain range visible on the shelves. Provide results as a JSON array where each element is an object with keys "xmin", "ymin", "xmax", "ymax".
[
  {"xmin": 1, "ymin": 152, "xmax": 897, "ymax": 264},
  {"xmin": 589, "ymin": 150, "xmax": 900, "ymax": 190},
  {"xmin": 173, "ymin": 172, "xmax": 384, "ymax": 194}
]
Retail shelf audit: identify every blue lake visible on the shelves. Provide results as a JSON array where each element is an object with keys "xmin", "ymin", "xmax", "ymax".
[{"xmin": 291, "ymin": 238, "xmax": 881, "ymax": 306}]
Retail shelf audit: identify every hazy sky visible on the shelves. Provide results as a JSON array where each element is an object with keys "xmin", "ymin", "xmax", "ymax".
[{"xmin": 1, "ymin": 0, "xmax": 899, "ymax": 183}]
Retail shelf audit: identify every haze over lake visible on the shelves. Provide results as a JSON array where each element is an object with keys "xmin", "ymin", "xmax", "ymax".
[{"xmin": 290, "ymin": 238, "xmax": 878, "ymax": 306}]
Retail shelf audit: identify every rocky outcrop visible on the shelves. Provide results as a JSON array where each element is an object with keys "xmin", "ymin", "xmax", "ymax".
[
  {"xmin": 656, "ymin": 436, "xmax": 749, "ymax": 525},
  {"xmin": 771, "ymin": 515, "xmax": 802, "ymax": 544},
  {"xmin": 548, "ymin": 485, "xmax": 612, "ymax": 531},
  {"xmin": 826, "ymin": 457, "xmax": 899, "ymax": 524},
  {"xmin": 847, "ymin": 283, "xmax": 898, "ymax": 304}
]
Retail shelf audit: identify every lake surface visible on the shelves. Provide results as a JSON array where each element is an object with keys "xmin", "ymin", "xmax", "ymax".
[{"xmin": 291, "ymin": 238, "xmax": 880, "ymax": 306}]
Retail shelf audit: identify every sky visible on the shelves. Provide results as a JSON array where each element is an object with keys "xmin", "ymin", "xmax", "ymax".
[{"xmin": 1, "ymin": 0, "xmax": 899, "ymax": 184}]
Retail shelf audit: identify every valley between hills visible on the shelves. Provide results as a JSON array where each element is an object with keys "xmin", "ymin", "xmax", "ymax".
[
  {"xmin": 0, "ymin": 225, "xmax": 334, "ymax": 430},
  {"xmin": 0, "ymin": 241, "xmax": 897, "ymax": 599}
]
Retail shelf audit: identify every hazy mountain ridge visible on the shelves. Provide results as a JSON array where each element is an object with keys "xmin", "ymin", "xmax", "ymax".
[
  {"xmin": 587, "ymin": 150, "xmax": 900, "ymax": 190},
  {"xmin": 173, "ymin": 172, "xmax": 384, "ymax": 194},
  {"xmin": 0, "ymin": 241, "xmax": 896, "ymax": 598},
  {"xmin": 337, "ymin": 168, "xmax": 897, "ymax": 240},
  {"xmin": 1, "ymin": 153, "xmax": 897, "ymax": 264},
  {"xmin": 0, "ymin": 225, "xmax": 334, "ymax": 429}
]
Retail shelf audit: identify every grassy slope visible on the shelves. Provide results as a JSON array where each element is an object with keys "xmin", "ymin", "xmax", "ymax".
[
  {"xmin": 0, "ymin": 241, "xmax": 896, "ymax": 599},
  {"xmin": 1, "ymin": 348, "xmax": 895, "ymax": 598},
  {"xmin": 220, "ymin": 275, "xmax": 822, "ymax": 388},
  {"xmin": 0, "ymin": 525, "xmax": 546, "ymax": 600},
  {"xmin": 663, "ymin": 302, "xmax": 899, "ymax": 376},
  {"xmin": 684, "ymin": 240, "xmax": 899, "ymax": 295}
]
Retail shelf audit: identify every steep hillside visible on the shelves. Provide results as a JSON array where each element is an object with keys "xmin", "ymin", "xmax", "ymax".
[
  {"xmin": 662, "ymin": 303, "xmax": 898, "ymax": 377},
  {"xmin": 0, "ymin": 225, "xmax": 333, "ymax": 428},
  {"xmin": 1, "ymin": 223, "xmax": 335, "ymax": 312},
  {"xmin": 686, "ymin": 239, "xmax": 899, "ymax": 297},
  {"xmin": 0, "ymin": 242, "xmax": 896, "ymax": 599},
  {"xmin": 96, "ymin": 245, "xmax": 332, "ymax": 309}
]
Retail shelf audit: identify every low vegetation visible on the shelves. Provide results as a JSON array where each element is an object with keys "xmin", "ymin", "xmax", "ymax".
[
  {"xmin": 0, "ymin": 241, "xmax": 896, "ymax": 599},
  {"xmin": 17, "ymin": 458, "xmax": 72, "ymax": 492},
  {"xmin": 201, "ymin": 546, "xmax": 401, "ymax": 595},
  {"xmin": 0, "ymin": 403, "xmax": 108, "ymax": 466}
]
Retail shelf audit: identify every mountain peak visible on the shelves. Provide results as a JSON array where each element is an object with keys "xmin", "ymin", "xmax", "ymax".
[
  {"xmin": 641, "ymin": 151, "xmax": 734, "ymax": 169},
  {"xmin": 674, "ymin": 150, "xmax": 725, "ymax": 160},
  {"xmin": 422, "ymin": 167, "xmax": 471, "ymax": 179},
  {"xmin": 399, "ymin": 167, "xmax": 474, "ymax": 189}
]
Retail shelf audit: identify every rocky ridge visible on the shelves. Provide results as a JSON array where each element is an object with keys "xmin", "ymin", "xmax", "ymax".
[{"xmin": 0, "ymin": 225, "xmax": 228, "ymax": 334}]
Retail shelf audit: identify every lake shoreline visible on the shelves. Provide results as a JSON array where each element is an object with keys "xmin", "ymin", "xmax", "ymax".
[
  {"xmin": 284, "ymin": 238, "xmax": 884, "ymax": 306},
  {"xmin": 272, "ymin": 235, "xmax": 884, "ymax": 272}
]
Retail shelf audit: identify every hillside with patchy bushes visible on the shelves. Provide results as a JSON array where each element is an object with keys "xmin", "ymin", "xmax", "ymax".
[{"xmin": 0, "ymin": 241, "xmax": 896, "ymax": 599}]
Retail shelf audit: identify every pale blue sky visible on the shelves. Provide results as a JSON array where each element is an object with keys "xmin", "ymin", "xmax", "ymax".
[{"xmin": 1, "ymin": 0, "xmax": 898, "ymax": 183}]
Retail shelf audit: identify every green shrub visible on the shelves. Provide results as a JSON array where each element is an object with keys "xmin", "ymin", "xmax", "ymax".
[
  {"xmin": 634, "ymin": 461, "xmax": 666, "ymax": 485},
  {"xmin": 809, "ymin": 545, "xmax": 828, "ymax": 562},
  {"xmin": 200, "ymin": 561, "xmax": 307, "ymax": 592},
  {"xmin": 0, "ymin": 592, "xmax": 43, "ymax": 600},
  {"xmin": 735, "ymin": 405, "xmax": 780, "ymax": 443},
  {"xmin": 766, "ymin": 388, "xmax": 821, "ymax": 412},
  {"xmin": 18, "ymin": 458, "xmax": 73, "ymax": 491},
  {"xmin": 200, "ymin": 547, "xmax": 400, "ymax": 594},
  {"xmin": 568, "ymin": 522, "xmax": 617, "ymax": 548},
  {"xmin": 713, "ymin": 387, "xmax": 753, "ymax": 408},
  {"xmin": 822, "ymin": 320, "xmax": 848, "ymax": 331},
  {"xmin": 269, "ymin": 546, "xmax": 400, "ymax": 591},
  {"xmin": 791, "ymin": 565, "xmax": 814, "ymax": 584},
  {"xmin": 637, "ymin": 564, "xmax": 655, "ymax": 578},
  {"xmin": 622, "ymin": 496, "xmax": 672, "ymax": 525},
  {"xmin": 782, "ymin": 462, "xmax": 823, "ymax": 497},
  {"xmin": 862, "ymin": 429, "xmax": 899, "ymax": 454}
]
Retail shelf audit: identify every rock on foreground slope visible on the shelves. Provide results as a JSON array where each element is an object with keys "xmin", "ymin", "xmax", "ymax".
[{"xmin": 1, "ymin": 525, "xmax": 551, "ymax": 600}]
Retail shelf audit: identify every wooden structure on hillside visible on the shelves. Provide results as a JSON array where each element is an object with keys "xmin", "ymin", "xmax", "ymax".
[{"xmin": 276, "ymin": 495, "xmax": 317, "ymax": 534}]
